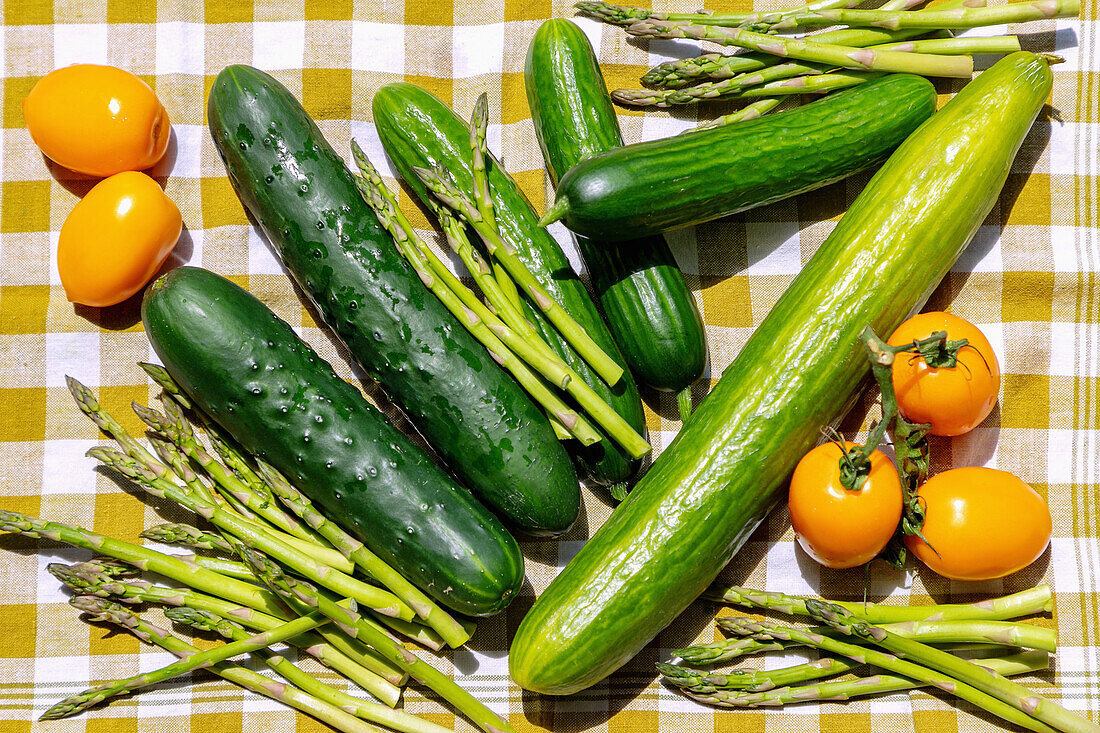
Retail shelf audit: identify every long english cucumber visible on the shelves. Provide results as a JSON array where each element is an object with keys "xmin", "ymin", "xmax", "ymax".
[{"xmin": 510, "ymin": 52, "xmax": 1054, "ymax": 694}]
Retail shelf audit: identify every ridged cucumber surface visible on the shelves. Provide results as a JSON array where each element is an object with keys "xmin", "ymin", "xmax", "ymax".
[
  {"xmin": 371, "ymin": 82, "xmax": 647, "ymax": 489},
  {"xmin": 142, "ymin": 267, "xmax": 524, "ymax": 617},
  {"xmin": 542, "ymin": 73, "xmax": 937, "ymax": 241},
  {"xmin": 510, "ymin": 53, "xmax": 1053, "ymax": 693},
  {"xmin": 206, "ymin": 65, "xmax": 579, "ymax": 537},
  {"xmin": 525, "ymin": 18, "xmax": 707, "ymax": 394}
]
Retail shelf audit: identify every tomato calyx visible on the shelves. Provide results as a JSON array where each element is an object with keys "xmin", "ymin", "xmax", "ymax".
[{"xmin": 895, "ymin": 329, "xmax": 969, "ymax": 369}]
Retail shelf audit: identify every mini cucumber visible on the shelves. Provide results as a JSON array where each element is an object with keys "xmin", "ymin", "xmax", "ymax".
[
  {"xmin": 142, "ymin": 267, "xmax": 523, "ymax": 617},
  {"xmin": 525, "ymin": 18, "xmax": 707, "ymax": 394},
  {"xmin": 206, "ymin": 65, "xmax": 579, "ymax": 536},
  {"xmin": 541, "ymin": 73, "xmax": 938, "ymax": 241}
]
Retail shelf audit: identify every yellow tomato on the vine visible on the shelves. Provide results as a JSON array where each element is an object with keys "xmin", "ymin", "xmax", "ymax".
[
  {"xmin": 23, "ymin": 64, "xmax": 171, "ymax": 177},
  {"xmin": 58, "ymin": 171, "xmax": 182, "ymax": 307},
  {"xmin": 887, "ymin": 311, "xmax": 1000, "ymax": 437},
  {"xmin": 906, "ymin": 467, "xmax": 1051, "ymax": 581},
  {"xmin": 788, "ymin": 441, "xmax": 903, "ymax": 569}
]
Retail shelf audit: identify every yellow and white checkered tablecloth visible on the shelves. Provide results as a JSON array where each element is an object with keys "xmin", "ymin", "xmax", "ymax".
[{"xmin": 0, "ymin": 0, "xmax": 1095, "ymax": 731}]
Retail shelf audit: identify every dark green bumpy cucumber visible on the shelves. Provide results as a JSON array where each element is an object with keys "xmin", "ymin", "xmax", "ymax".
[
  {"xmin": 541, "ymin": 73, "xmax": 938, "ymax": 241},
  {"xmin": 510, "ymin": 53, "xmax": 1050, "ymax": 693},
  {"xmin": 525, "ymin": 18, "xmax": 707, "ymax": 394},
  {"xmin": 142, "ymin": 267, "xmax": 523, "ymax": 616},
  {"xmin": 371, "ymin": 82, "xmax": 647, "ymax": 489},
  {"xmin": 206, "ymin": 65, "xmax": 579, "ymax": 536}
]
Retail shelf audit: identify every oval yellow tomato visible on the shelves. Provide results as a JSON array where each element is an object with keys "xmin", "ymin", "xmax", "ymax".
[
  {"xmin": 23, "ymin": 64, "xmax": 170, "ymax": 177},
  {"xmin": 887, "ymin": 311, "xmax": 1000, "ymax": 437},
  {"xmin": 905, "ymin": 467, "xmax": 1051, "ymax": 581},
  {"xmin": 788, "ymin": 441, "xmax": 903, "ymax": 569},
  {"xmin": 58, "ymin": 171, "xmax": 182, "ymax": 307}
]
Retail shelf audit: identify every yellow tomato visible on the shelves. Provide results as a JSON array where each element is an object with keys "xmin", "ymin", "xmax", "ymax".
[
  {"xmin": 23, "ymin": 65, "xmax": 170, "ymax": 177},
  {"xmin": 788, "ymin": 441, "xmax": 904, "ymax": 569},
  {"xmin": 905, "ymin": 467, "xmax": 1051, "ymax": 581},
  {"xmin": 58, "ymin": 171, "xmax": 182, "ymax": 307}
]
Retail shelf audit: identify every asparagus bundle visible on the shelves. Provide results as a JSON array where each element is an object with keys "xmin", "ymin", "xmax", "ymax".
[
  {"xmin": 349, "ymin": 95, "xmax": 650, "ymax": 460},
  {"xmin": 580, "ymin": 0, "xmax": 1078, "ymax": 125},
  {"xmin": 0, "ymin": 373, "xmax": 514, "ymax": 733},
  {"xmin": 660, "ymin": 586, "xmax": 1093, "ymax": 733}
]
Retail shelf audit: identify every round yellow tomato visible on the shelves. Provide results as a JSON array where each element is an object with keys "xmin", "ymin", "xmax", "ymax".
[
  {"xmin": 23, "ymin": 64, "xmax": 170, "ymax": 177},
  {"xmin": 905, "ymin": 467, "xmax": 1051, "ymax": 581},
  {"xmin": 887, "ymin": 311, "xmax": 1000, "ymax": 437},
  {"xmin": 58, "ymin": 171, "xmax": 182, "ymax": 307},
  {"xmin": 788, "ymin": 441, "xmax": 903, "ymax": 569}
]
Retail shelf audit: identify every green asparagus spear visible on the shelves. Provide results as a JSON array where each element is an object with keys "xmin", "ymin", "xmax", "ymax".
[
  {"xmin": 138, "ymin": 362, "xmax": 193, "ymax": 409},
  {"xmin": 808, "ymin": 600, "xmax": 1099, "ymax": 733},
  {"xmin": 42, "ymin": 605, "xmax": 333, "ymax": 719},
  {"xmin": 0, "ymin": 510, "xmax": 286, "ymax": 615},
  {"xmin": 49, "ymin": 560, "xmax": 407, "ymax": 697},
  {"xmin": 689, "ymin": 99, "xmax": 785, "ymax": 133},
  {"xmin": 575, "ymin": 0, "xmax": 862, "ymax": 30},
  {"xmin": 682, "ymin": 650, "xmax": 1050, "ymax": 708},
  {"xmin": 251, "ymin": 456, "xmax": 473, "ymax": 649},
  {"xmin": 625, "ymin": 20, "xmax": 973, "ymax": 77},
  {"xmin": 66, "ymin": 596, "xmax": 385, "ymax": 733},
  {"xmin": 766, "ymin": 0, "xmax": 1079, "ymax": 31},
  {"xmin": 239, "ymin": 544, "xmax": 516, "ymax": 733},
  {"xmin": 704, "ymin": 583, "xmax": 1055, "ymax": 622},
  {"xmin": 660, "ymin": 655, "xmax": 858, "ymax": 693},
  {"xmin": 167, "ymin": 607, "xmax": 441, "ymax": 733}
]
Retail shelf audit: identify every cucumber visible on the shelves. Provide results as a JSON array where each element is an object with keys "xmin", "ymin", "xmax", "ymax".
[
  {"xmin": 206, "ymin": 65, "xmax": 579, "ymax": 537},
  {"xmin": 510, "ymin": 52, "xmax": 1053, "ymax": 693},
  {"xmin": 525, "ymin": 18, "xmax": 707, "ymax": 394},
  {"xmin": 371, "ymin": 82, "xmax": 647, "ymax": 489},
  {"xmin": 540, "ymin": 73, "xmax": 938, "ymax": 241},
  {"xmin": 142, "ymin": 267, "xmax": 523, "ymax": 617}
]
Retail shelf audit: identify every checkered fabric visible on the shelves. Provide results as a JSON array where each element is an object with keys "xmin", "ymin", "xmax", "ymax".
[{"xmin": 0, "ymin": 0, "xmax": 1094, "ymax": 731}]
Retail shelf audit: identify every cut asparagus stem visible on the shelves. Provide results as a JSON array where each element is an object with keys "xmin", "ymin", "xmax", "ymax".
[
  {"xmin": 722, "ymin": 616, "xmax": 1058, "ymax": 733},
  {"xmin": 66, "ymin": 596, "xmax": 384, "ymax": 733},
  {"xmin": 49, "ymin": 560, "xmax": 407, "ymax": 695},
  {"xmin": 770, "ymin": 0, "xmax": 1079, "ymax": 31},
  {"xmin": 717, "ymin": 616, "xmax": 1058, "ymax": 653},
  {"xmin": 690, "ymin": 98, "xmax": 785, "ymax": 133},
  {"xmin": 86, "ymin": 445, "xmax": 416, "ymax": 622},
  {"xmin": 639, "ymin": 0, "xmax": 977, "ymax": 88},
  {"xmin": 141, "ymin": 522, "xmax": 235, "ymax": 552},
  {"xmin": 239, "ymin": 545, "xmax": 516, "ymax": 733},
  {"xmin": 41, "ymin": 605, "xmax": 332, "ymax": 720},
  {"xmin": 349, "ymin": 142, "xmax": 600, "ymax": 448},
  {"xmin": 703, "ymin": 583, "xmax": 1055, "ymax": 622},
  {"xmin": 625, "ymin": 20, "xmax": 974, "ymax": 78},
  {"xmin": 0, "ymin": 510, "xmax": 286, "ymax": 615},
  {"xmin": 251, "ymin": 456, "xmax": 473, "ymax": 649},
  {"xmin": 416, "ymin": 163, "xmax": 627, "ymax": 389},
  {"xmin": 172, "ymin": 553, "xmax": 263, "ymax": 582},
  {"xmin": 166, "ymin": 608, "xmax": 444, "ymax": 733},
  {"xmin": 682, "ymin": 650, "xmax": 1050, "ymax": 708},
  {"xmin": 808, "ymin": 600, "xmax": 1098, "ymax": 733},
  {"xmin": 414, "ymin": 167, "xmax": 650, "ymax": 460}
]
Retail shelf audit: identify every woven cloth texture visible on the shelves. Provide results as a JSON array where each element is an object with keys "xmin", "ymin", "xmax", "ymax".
[{"xmin": 0, "ymin": 0, "xmax": 1094, "ymax": 731}]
